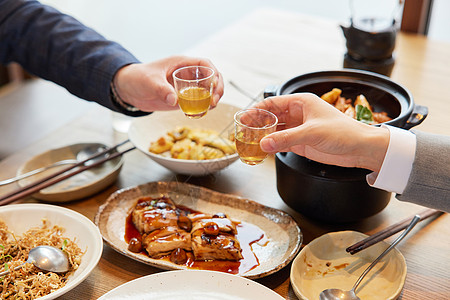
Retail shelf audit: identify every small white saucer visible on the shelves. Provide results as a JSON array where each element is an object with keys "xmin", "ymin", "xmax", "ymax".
[{"xmin": 290, "ymin": 231, "xmax": 407, "ymax": 300}]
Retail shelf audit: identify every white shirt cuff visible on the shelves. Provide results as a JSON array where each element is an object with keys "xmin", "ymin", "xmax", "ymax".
[{"xmin": 366, "ymin": 124, "xmax": 416, "ymax": 194}]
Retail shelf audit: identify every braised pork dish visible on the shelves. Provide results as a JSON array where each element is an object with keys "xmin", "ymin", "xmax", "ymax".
[
  {"xmin": 126, "ymin": 195, "xmax": 264, "ymax": 269},
  {"xmin": 321, "ymin": 88, "xmax": 392, "ymax": 124}
]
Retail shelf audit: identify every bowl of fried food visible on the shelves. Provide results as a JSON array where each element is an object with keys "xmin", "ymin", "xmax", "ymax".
[{"xmin": 128, "ymin": 103, "xmax": 240, "ymax": 176}]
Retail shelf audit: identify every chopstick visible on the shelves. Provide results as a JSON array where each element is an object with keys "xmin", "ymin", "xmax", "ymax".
[
  {"xmin": 346, "ymin": 208, "xmax": 443, "ymax": 255},
  {"xmin": 0, "ymin": 140, "xmax": 135, "ymax": 206}
]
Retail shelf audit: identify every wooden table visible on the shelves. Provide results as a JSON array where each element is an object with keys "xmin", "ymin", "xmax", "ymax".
[{"xmin": 1, "ymin": 9, "xmax": 449, "ymax": 300}]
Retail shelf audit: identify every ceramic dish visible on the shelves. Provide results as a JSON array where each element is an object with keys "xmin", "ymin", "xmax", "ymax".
[
  {"xmin": 290, "ymin": 231, "xmax": 407, "ymax": 300},
  {"xmin": 94, "ymin": 181, "xmax": 302, "ymax": 279},
  {"xmin": 98, "ymin": 269, "xmax": 284, "ymax": 300},
  {"xmin": 128, "ymin": 103, "xmax": 240, "ymax": 176},
  {"xmin": 0, "ymin": 203, "xmax": 103, "ymax": 300},
  {"xmin": 17, "ymin": 143, "xmax": 123, "ymax": 202}
]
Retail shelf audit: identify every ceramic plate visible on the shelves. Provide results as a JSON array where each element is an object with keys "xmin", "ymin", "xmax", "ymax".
[
  {"xmin": 98, "ymin": 270, "xmax": 284, "ymax": 300},
  {"xmin": 290, "ymin": 231, "xmax": 407, "ymax": 300},
  {"xmin": 0, "ymin": 203, "xmax": 103, "ymax": 300},
  {"xmin": 95, "ymin": 181, "xmax": 302, "ymax": 279},
  {"xmin": 128, "ymin": 103, "xmax": 240, "ymax": 176},
  {"xmin": 17, "ymin": 143, "xmax": 123, "ymax": 202}
]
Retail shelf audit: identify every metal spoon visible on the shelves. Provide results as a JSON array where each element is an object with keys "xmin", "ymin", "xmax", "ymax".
[
  {"xmin": 0, "ymin": 245, "xmax": 70, "ymax": 276},
  {"xmin": 319, "ymin": 215, "xmax": 421, "ymax": 300},
  {"xmin": 0, "ymin": 143, "xmax": 107, "ymax": 186}
]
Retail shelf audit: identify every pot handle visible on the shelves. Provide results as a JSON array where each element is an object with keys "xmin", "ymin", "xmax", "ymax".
[
  {"xmin": 263, "ymin": 85, "xmax": 279, "ymax": 98},
  {"xmin": 403, "ymin": 105, "xmax": 428, "ymax": 130}
]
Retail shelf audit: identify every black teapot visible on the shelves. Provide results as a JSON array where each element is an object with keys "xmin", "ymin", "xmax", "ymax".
[
  {"xmin": 341, "ymin": 0, "xmax": 402, "ymax": 77},
  {"xmin": 341, "ymin": 18, "xmax": 397, "ymax": 61},
  {"xmin": 341, "ymin": 18, "xmax": 398, "ymax": 77}
]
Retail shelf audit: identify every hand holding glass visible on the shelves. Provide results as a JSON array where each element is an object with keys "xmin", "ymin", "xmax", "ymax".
[
  {"xmin": 173, "ymin": 66, "xmax": 215, "ymax": 119},
  {"xmin": 234, "ymin": 108, "xmax": 278, "ymax": 165}
]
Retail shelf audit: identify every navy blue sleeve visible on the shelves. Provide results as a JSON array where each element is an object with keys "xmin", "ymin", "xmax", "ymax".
[{"xmin": 0, "ymin": 0, "xmax": 141, "ymax": 113}]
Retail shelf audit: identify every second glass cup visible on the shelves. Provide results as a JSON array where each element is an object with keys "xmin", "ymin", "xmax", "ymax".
[
  {"xmin": 173, "ymin": 66, "xmax": 215, "ymax": 119},
  {"xmin": 234, "ymin": 108, "xmax": 278, "ymax": 165}
]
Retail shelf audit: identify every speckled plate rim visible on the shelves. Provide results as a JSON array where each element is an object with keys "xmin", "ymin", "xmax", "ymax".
[
  {"xmin": 94, "ymin": 181, "xmax": 302, "ymax": 279},
  {"xmin": 16, "ymin": 143, "xmax": 124, "ymax": 202}
]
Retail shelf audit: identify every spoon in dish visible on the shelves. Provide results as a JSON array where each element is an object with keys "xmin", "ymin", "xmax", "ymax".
[
  {"xmin": 319, "ymin": 215, "xmax": 421, "ymax": 300},
  {"xmin": 0, "ymin": 245, "xmax": 70, "ymax": 276},
  {"xmin": 0, "ymin": 143, "xmax": 107, "ymax": 186}
]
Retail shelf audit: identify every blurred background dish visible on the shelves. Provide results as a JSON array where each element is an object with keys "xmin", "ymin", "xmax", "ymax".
[
  {"xmin": 128, "ymin": 103, "xmax": 240, "ymax": 176},
  {"xmin": 16, "ymin": 143, "xmax": 123, "ymax": 202},
  {"xmin": 0, "ymin": 204, "xmax": 103, "ymax": 300},
  {"xmin": 290, "ymin": 230, "xmax": 406, "ymax": 300}
]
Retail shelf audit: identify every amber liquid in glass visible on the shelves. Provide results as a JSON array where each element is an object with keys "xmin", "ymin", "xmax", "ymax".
[
  {"xmin": 178, "ymin": 86, "xmax": 211, "ymax": 119},
  {"xmin": 235, "ymin": 131, "xmax": 267, "ymax": 165}
]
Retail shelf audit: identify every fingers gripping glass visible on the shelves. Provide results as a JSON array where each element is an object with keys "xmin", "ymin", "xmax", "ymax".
[
  {"xmin": 173, "ymin": 66, "xmax": 215, "ymax": 119},
  {"xmin": 234, "ymin": 108, "xmax": 278, "ymax": 165}
]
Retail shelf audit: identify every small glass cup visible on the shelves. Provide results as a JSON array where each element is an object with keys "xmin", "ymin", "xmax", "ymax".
[
  {"xmin": 234, "ymin": 108, "xmax": 278, "ymax": 165},
  {"xmin": 111, "ymin": 111, "xmax": 132, "ymax": 133},
  {"xmin": 173, "ymin": 66, "xmax": 215, "ymax": 119}
]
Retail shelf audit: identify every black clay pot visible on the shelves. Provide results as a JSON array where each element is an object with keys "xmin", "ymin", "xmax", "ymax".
[{"xmin": 264, "ymin": 70, "xmax": 428, "ymax": 223}]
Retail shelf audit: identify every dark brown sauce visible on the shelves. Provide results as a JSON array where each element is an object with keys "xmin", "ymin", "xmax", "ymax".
[
  {"xmin": 124, "ymin": 206, "xmax": 265, "ymax": 275},
  {"xmin": 125, "ymin": 214, "xmax": 146, "ymax": 255},
  {"xmin": 125, "ymin": 213, "xmax": 140, "ymax": 242}
]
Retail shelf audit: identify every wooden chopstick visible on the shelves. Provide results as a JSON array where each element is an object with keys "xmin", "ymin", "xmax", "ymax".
[
  {"xmin": 346, "ymin": 208, "xmax": 443, "ymax": 255},
  {"xmin": 0, "ymin": 140, "xmax": 134, "ymax": 206}
]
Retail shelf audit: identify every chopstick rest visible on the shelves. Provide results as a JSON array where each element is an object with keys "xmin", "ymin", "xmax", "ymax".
[
  {"xmin": 0, "ymin": 140, "xmax": 134, "ymax": 206},
  {"xmin": 346, "ymin": 208, "xmax": 443, "ymax": 255}
]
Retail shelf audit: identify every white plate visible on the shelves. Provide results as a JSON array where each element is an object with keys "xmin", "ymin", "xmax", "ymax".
[
  {"xmin": 17, "ymin": 143, "xmax": 123, "ymax": 202},
  {"xmin": 128, "ymin": 103, "xmax": 240, "ymax": 176},
  {"xmin": 98, "ymin": 270, "xmax": 284, "ymax": 300},
  {"xmin": 0, "ymin": 204, "xmax": 103, "ymax": 300},
  {"xmin": 290, "ymin": 231, "xmax": 407, "ymax": 300},
  {"xmin": 95, "ymin": 181, "xmax": 302, "ymax": 279}
]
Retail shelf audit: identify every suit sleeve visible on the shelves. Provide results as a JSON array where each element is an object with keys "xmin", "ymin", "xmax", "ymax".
[
  {"xmin": 396, "ymin": 130, "xmax": 450, "ymax": 212},
  {"xmin": 0, "ymin": 0, "xmax": 141, "ymax": 113}
]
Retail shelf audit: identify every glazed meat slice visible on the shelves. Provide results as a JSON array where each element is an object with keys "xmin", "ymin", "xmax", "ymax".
[
  {"xmin": 191, "ymin": 229, "xmax": 242, "ymax": 261},
  {"xmin": 190, "ymin": 215, "xmax": 242, "ymax": 261},
  {"xmin": 142, "ymin": 226, "xmax": 191, "ymax": 258},
  {"xmin": 131, "ymin": 196, "xmax": 179, "ymax": 234},
  {"xmin": 132, "ymin": 208, "xmax": 179, "ymax": 234},
  {"xmin": 189, "ymin": 214, "xmax": 238, "ymax": 235}
]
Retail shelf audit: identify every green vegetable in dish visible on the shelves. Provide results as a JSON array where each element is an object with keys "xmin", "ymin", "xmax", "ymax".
[{"xmin": 355, "ymin": 104, "xmax": 374, "ymax": 124}]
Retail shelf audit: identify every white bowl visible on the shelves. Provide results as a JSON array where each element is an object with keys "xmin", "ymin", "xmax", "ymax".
[
  {"xmin": 290, "ymin": 231, "xmax": 407, "ymax": 300},
  {"xmin": 128, "ymin": 103, "xmax": 240, "ymax": 176},
  {"xmin": 0, "ymin": 204, "xmax": 103, "ymax": 300}
]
